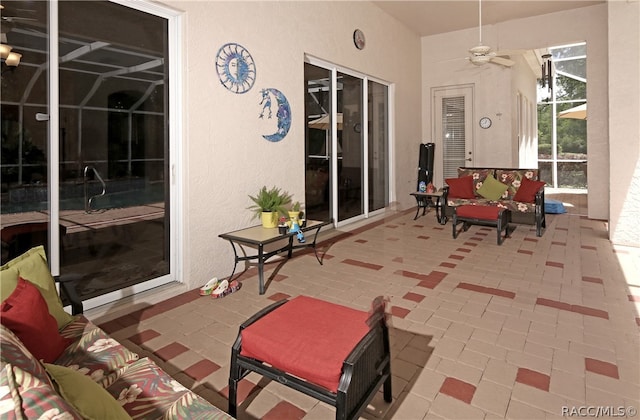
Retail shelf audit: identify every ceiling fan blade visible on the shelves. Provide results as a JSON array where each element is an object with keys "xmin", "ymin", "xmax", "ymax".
[{"xmin": 491, "ymin": 56, "xmax": 515, "ymax": 67}]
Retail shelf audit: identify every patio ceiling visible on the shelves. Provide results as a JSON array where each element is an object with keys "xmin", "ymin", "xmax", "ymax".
[{"xmin": 372, "ymin": 1, "xmax": 605, "ymax": 37}]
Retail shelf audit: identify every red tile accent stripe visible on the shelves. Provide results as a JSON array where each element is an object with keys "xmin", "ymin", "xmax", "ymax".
[
  {"xmin": 585, "ymin": 358, "xmax": 619, "ymax": 379},
  {"xmin": 440, "ymin": 262, "xmax": 457, "ymax": 268},
  {"xmin": 183, "ymin": 359, "xmax": 220, "ymax": 381},
  {"xmin": 516, "ymin": 368, "xmax": 550, "ymax": 391},
  {"xmin": 582, "ymin": 276, "xmax": 603, "ymax": 284},
  {"xmin": 581, "ymin": 245, "xmax": 597, "ymax": 250},
  {"xmin": 524, "ymin": 238, "xmax": 538, "ymax": 242},
  {"xmin": 154, "ymin": 342, "xmax": 189, "ymax": 362},
  {"xmin": 128, "ymin": 329, "xmax": 161, "ymax": 345},
  {"xmin": 417, "ymin": 235, "xmax": 430, "ymax": 240},
  {"xmin": 263, "ymin": 401, "xmax": 306, "ymax": 420},
  {"xmin": 464, "ymin": 242, "xmax": 478, "ymax": 247},
  {"xmin": 439, "ymin": 377, "xmax": 476, "ymax": 404},
  {"xmin": 391, "ymin": 306, "xmax": 411, "ymax": 319},
  {"xmin": 268, "ymin": 292, "xmax": 291, "ymax": 301},
  {"xmin": 552, "ymin": 241, "xmax": 567, "ymax": 246},
  {"xmin": 456, "ymin": 248, "xmax": 472, "ymax": 253},
  {"xmin": 395, "ymin": 270, "xmax": 448, "ymax": 289},
  {"xmin": 518, "ymin": 250, "xmax": 534, "ymax": 255},
  {"xmin": 536, "ymin": 298, "xmax": 608, "ymax": 319},
  {"xmin": 546, "ymin": 261, "xmax": 564, "ymax": 268},
  {"xmin": 220, "ymin": 379, "xmax": 261, "ymax": 405},
  {"xmin": 457, "ymin": 283, "xmax": 515, "ymax": 299},
  {"xmin": 341, "ymin": 259, "xmax": 383, "ymax": 271},
  {"xmin": 449, "ymin": 254, "xmax": 465, "ymax": 260},
  {"xmin": 355, "ymin": 239, "xmax": 368, "ymax": 244},
  {"xmin": 403, "ymin": 292, "xmax": 425, "ymax": 303}
]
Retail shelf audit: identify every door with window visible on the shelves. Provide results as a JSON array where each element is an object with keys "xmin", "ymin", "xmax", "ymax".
[
  {"xmin": 0, "ymin": 1, "xmax": 177, "ymax": 309},
  {"xmin": 433, "ymin": 85, "xmax": 474, "ymax": 179}
]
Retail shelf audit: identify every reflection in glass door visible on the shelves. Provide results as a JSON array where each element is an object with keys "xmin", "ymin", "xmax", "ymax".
[
  {"xmin": 304, "ymin": 61, "xmax": 389, "ymax": 224},
  {"xmin": 0, "ymin": 1, "xmax": 174, "ymax": 308},
  {"xmin": 336, "ymin": 72, "xmax": 363, "ymax": 221}
]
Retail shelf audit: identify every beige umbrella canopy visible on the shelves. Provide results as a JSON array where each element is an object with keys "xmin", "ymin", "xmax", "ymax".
[
  {"xmin": 308, "ymin": 113, "xmax": 343, "ymax": 130},
  {"xmin": 558, "ymin": 103, "xmax": 587, "ymax": 120}
]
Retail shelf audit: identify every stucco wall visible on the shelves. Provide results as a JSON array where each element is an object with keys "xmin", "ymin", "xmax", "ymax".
[
  {"xmin": 608, "ymin": 0, "xmax": 640, "ymax": 246},
  {"xmin": 421, "ymin": 4, "xmax": 608, "ymax": 221},
  {"xmin": 161, "ymin": 1, "xmax": 422, "ymax": 290}
]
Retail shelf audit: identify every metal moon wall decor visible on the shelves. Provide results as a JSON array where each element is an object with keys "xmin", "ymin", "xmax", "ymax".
[
  {"xmin": 259, "ymin": 88, "xmax": 291, "ymax": 142},
  {"xmin": 215, "ymin": 43, "xmax": 256, "ymax": 94}
]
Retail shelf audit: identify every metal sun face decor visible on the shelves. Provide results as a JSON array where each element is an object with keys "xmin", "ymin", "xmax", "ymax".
[
  {"xmin": 258, "ymin": 88, "xmax": 291, "ymax": 142},
  {"xmin": 215, "ymin": 43, "xmax": 256, "ymax": 94}
]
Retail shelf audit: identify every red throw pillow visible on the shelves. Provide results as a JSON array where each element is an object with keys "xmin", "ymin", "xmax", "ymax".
[
  {"xmin": 1, "ymin": 277, "xmax": 73, "ymax": 363},
  {"xmin": 445, "ymin": 176, "xmax": 476, "ymax": 199},
  {"xmin": 513, "ymin": 176, "xmax": 546, "ymax": 203}
]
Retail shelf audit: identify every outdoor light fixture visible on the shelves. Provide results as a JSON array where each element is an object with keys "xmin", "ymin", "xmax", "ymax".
[{"xmin": 540, "ymin": 53, "xmax": 553, "ymax": 92}]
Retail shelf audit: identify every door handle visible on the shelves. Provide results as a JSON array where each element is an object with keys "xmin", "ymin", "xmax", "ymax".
[{"xmin": 466, "ymin": 158, "xmax": 472, "ymax": 161}]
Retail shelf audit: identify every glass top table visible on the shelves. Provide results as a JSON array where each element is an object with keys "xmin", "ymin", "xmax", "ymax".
[{"xmin": 218, "ymin": 219, "xmax": 332, "ymax": 294}]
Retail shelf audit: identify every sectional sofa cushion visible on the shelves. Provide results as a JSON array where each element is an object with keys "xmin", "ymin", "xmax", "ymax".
[
  {"xmin": 513, "ymin": 176, "xmax": 546, "ymax": 203},
  {"xmin": 476, "ymin": 175, "xmax": 509, "ymax": 200},
  {"xmin": 445, "ymin": 176, "xmax": 476, "ymax": 199},
  {"xmin": 457, "ymin": 168, "xmax": 492, "ymax": 195},
  {"xmin": 44, "ymin": 363, "xmax": 130, "ymax": 419},
  {"xmin": 495, "ymin": 169, "xmax": 540, "ymax": 200},
  {"xmin": 1, "ymin": 277, "xmax": 73, "ymax": 363},
  {"xmin": 0, "ymin": 246, "xmax": 74, "ymax": 329}
]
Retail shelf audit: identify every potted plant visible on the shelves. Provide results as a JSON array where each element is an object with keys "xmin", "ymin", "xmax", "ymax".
[
  {"xmin": 248, "ymin": 186, "xmax": 292, "ymax": 228},
  {"xmin": 288, "ymin": 201, "xmax": 302, "ymax": 225}
]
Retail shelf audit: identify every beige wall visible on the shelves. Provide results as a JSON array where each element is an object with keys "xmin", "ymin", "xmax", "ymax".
[
  {"xmin": 608, "ymin": 0, "xmax": 640, "ymax": 246},
  {"xmin": 421, "ymin": 4, "xmax": 609, "ymax": 221},
  {"xmin": 161, "ymin": 1, "xmax": 422, "ymax": 290}
]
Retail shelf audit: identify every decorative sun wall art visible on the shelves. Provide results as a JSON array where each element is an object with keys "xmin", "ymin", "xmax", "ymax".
[
  {"xmin": 215, "ymin": 43, "xmax": 256, "ymax": 94},
  {"xmin": 258, "ymin": 88, "xmax": 291, "ymax": 142}
]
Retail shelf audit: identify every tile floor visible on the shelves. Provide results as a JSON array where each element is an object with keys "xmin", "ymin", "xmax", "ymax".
[{"xmin": 91, "ymin": 192, "xmax": 640, "ymax": 419}]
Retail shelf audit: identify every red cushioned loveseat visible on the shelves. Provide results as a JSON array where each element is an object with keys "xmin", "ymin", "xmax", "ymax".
[{"xmin": 442, "ymin": 167, "xmax": 546, "ymax": 237}]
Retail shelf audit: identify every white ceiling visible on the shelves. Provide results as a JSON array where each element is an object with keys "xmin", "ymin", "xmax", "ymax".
[{"xmin": 372, "ymin": 0, "xmax": 604, "ymax": 37}]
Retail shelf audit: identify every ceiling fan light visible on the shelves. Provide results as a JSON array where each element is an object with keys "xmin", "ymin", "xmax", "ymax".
[
  {"xmin": 6, "ymin": 51, "xmax": 21, "ymax": 66},
  {"xmin": 0, "ymin": 44, "xmax": 13, "ymax": 60}
]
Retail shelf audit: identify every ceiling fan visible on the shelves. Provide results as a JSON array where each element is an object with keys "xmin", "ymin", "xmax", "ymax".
[{"xmin": 466, "ymin": 0, "xmax": 515, "ymax": 68}]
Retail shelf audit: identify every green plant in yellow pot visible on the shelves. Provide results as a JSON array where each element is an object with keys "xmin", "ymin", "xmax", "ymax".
[{"xmin": 248, "ymin": 186, "xmax": 292, "ymax": 228}]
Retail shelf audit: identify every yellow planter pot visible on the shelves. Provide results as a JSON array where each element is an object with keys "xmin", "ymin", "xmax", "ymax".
[{"xmin": 261, "ymin": 211, "xmax": 278, "ymax": 228}]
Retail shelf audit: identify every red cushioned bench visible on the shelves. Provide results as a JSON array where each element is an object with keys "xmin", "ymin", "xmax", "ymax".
[
  {"xmin": 229, "ymin": 296, "xmax": 392, "ymax": 420},
  {"xmin": 452, "ymin": 205, "xmax": 510, "ymax": 245}
]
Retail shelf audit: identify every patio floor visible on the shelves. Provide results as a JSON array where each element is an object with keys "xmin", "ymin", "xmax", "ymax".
[{"xmin": 90, "ymin": 192, "xmax": 640, "ymax": 419}]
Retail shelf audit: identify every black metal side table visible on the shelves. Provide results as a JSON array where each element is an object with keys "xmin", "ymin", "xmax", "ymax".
[{"xmin": 410, "ymin": 191, "xmax": 447, "ymax": 224}]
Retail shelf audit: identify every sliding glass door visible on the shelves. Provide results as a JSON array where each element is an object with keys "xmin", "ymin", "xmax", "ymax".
[
  {"xmin": 1, "ymin": 0, "xmax": 178, "ymax": 309},
  {"xmin": 304, "ymin": 60, "xmax": 389, "ymax": 224}
]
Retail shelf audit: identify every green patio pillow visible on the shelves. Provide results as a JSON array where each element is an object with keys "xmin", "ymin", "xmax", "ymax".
[
  {"xmin": 477, "ymin": 175, "xmax": 508, "ymax": 201},
  {"xmin": 44, "ymin": 363, "xmax": 130, "ymax": 420},
  {"xmin": 0, "ymin": 246, "xmax": 74, "ymax": 329}
]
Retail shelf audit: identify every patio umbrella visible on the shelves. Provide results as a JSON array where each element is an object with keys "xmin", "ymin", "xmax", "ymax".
[{"xmin": 558, "ymin": 103, "xmax": 587, "ymax": 120}]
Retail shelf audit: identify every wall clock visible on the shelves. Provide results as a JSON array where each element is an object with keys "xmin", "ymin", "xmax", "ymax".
[
  {"xmin": 215, "ymin": 43, "xmax": 256, "ymax": 94},
  {"xmin": 353, "ymin": 29, "xmax": 366, "ymax": 50},
  {"xmin": 479, "ymin": 117, "xmax": 492, "ymax": 129}
]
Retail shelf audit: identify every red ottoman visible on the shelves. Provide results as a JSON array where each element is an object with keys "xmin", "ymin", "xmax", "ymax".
[
  {"xmin": 453, "ymin": 205, "xmax": 510, "ymax": 245},
  {"xmin": 229, "ymin": 296, "xmax": 392, "ymax": 420}
]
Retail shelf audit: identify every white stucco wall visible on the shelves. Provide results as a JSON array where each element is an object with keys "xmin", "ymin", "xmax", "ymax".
[
  {"xmin": 160, "ymin": 1, "xmax": 422, "ymax": 290},
  {"xmin": 608, "ymin": 0, "xmax": 640, "ymax": 246},
  {"xmin": 421, "ymin": 4, "xmax": 609, "ymax": 221}
]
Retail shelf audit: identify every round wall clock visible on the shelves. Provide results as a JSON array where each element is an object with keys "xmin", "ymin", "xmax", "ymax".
[
  {"xmin": 215, "ymin": 43, "xmax": 256, "ymax": 94},
  {"xmin": 353, "ymin": 29, "xmax": 366, "ymax": 50},
  {"xmin": 479, "ymin": 117, "xmax": 492, "ymax": 129}
]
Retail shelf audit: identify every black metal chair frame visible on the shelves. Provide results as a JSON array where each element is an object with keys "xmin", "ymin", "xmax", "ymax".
[
  {"xmin": 452, "ymin": 206, "xmax": 510, "ymax": 245},
  {"xmin": 228, "ymin": 299, "xmax": 392, "ymax": 420}
]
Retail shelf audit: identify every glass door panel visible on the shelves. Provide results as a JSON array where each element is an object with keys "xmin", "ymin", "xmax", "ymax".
[
  {"xmin": 368, "ymin": 81, "xmax": 388, "ymax": 212},
  {"xmin": 0, "ymin": 1, "xmax": 51, "ymax": 263},
  {"xmin": 336, "ymin": 72, "xmax": 363, "ymax": 222},
  {"xmin": 57, "ymin": 1, "xmax": 170, "ymax": 301},
  {"xmin": 305, "ymin": 63, "xmax": 332, "ymax": 222}
]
